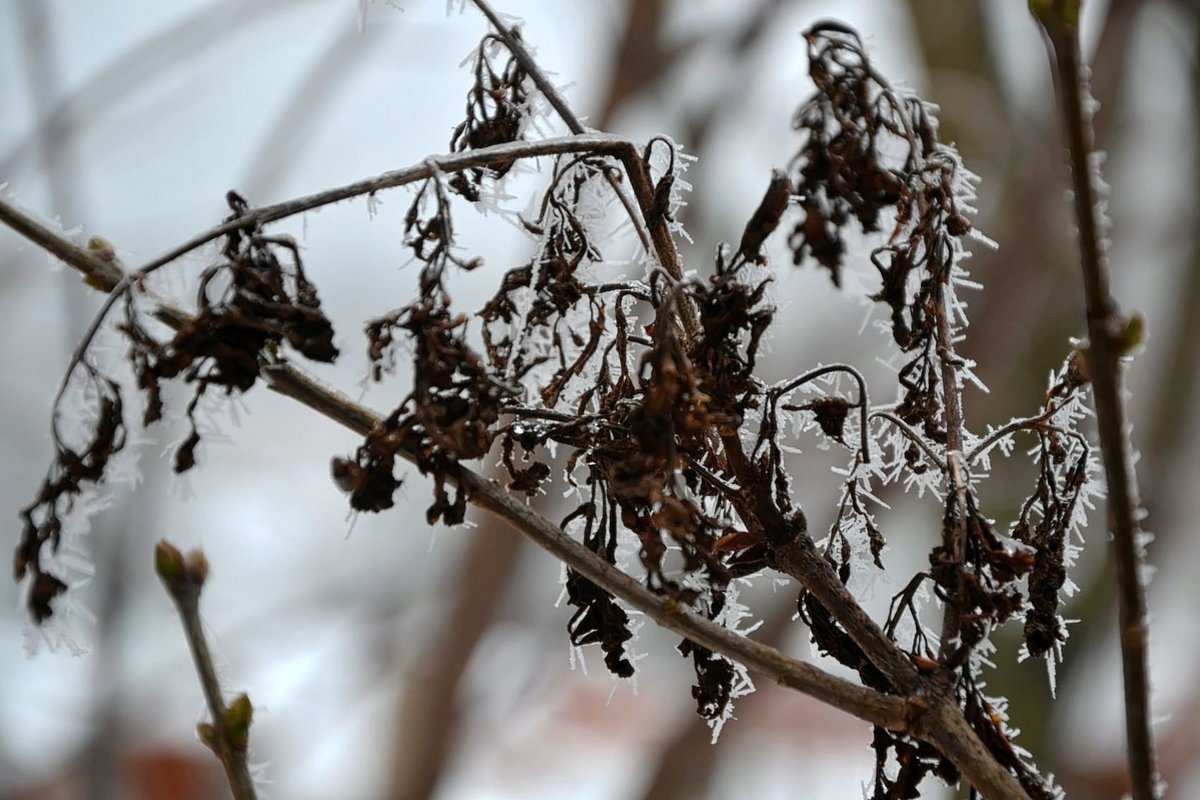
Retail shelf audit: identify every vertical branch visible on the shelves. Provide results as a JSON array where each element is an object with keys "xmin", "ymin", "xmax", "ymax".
[
  {"xmin": 155, "ymin": 542, "xmax": 258, "ymax": 800},
  {"xmin": 935, "ymin": 298, "xmax": 971, "ymax": 661},
  {"xmin": 1032, "ymin": 3, "xmax": 1159, "ymax": 798}
]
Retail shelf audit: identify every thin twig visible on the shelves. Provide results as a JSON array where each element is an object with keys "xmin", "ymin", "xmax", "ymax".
[
  {"xmin": 932, "ymin": 282, "xmax": 971, "ymax": 663},
  {"xmin": 965, "ymin": 402, "xmax": 1065, "ymax": 465},
  {"xmin": 154, "ymin": 542, "xmax": 257, "ymax": 800},
  {"xmin": 870, "ymin": 411, "xmax": 948, "ymax": 472},
  {"xmin": 1032, "ymin": 3, "xmax": 1158, "ymax": 797},
  {"xmin": 774, "ymin": 363, "xmax": 872, "ymax": 463}
]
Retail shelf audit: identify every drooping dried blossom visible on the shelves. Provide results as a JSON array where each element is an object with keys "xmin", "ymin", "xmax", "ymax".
[
  {"xmin": 789, "ymin": 21, "xmax": 980, "ymax": 445},
  {"xmin": 1015, "ymin": 357, "xmax": 1096, "ymax": 659},
  {"xmin": 448, "ymin": 32, "xmax": 535, "ymax": 201},
  {"xmin": 345, "ymin": 177, "xmax": 513, "ymax": 525},
  {"xmin": 16, "ymin": 372, "xmax": 126, "ymax": 622},
  {"xmin": 736, "ymin": 169, "xmax": 791, "ymax": 265},
  {"xmin": 18, "ymin": 193, "xmax": 340, "ymax": 623},
  {"xmin": 121, "ymin": 193, "xmax": 338, "ymax": 474},
  {"xmin": 784, "ymin": 23, "xmax": 1089, "ymax": 797}
]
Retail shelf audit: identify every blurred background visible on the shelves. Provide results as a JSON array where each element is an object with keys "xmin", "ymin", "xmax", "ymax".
[{"xmin": 2, "ymin": 0, "xmax": 1199, "ymax": 797}]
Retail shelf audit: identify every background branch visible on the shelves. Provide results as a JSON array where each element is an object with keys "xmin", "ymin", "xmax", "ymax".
[{"xmin": 1032, "ymin": 3, "xmax": 1159, "ymax": 797}]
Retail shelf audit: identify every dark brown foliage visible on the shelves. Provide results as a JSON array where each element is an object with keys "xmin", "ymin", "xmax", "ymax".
[
  {"xmin": 14, "ymin": 17, "xmax": 1103, "ymax": 799},
  {"xmin": 351, "ymin": 178, "xmax": 512, "ymax": 525},
  {"xmin": 448, "ymin": 31, "xmax": 533, "ymax": 201},
  {"xmin": 784, "ymin": 24, "xmax": 1085, "ymax": 798},
  {"xmin": 122, "ymin": 194, "xmax": 338, "ymax": 475},
  {"xmin": 16, "ymin": 375, "xmax": 126, "ymax": 622},
  {"xmin": 17, "ymin": 193, "xmax": 340, "ymax": 622}
]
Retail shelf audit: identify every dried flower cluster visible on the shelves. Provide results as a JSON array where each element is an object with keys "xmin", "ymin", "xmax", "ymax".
[{"xmin": 12, "ymin": 13, "xmax": 1111, "ymax": 799}]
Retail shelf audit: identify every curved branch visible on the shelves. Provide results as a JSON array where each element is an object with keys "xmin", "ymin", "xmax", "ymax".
[
  {"xmin": 774, "ymin": 363, "xmax": 872, "ymax": 463},
  {"xmin": 965, "ymin": 402, "xmax": 1064, "ymax": 465}
]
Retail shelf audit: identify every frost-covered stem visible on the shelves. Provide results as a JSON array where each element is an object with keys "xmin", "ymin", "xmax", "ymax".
[
  {"xmin": 933, "ymin": 284, "xmax": 971, "ymax": 663},
  {"xmin": 769, "ymin": 535, "xmax": 923, "ymax": 694},
  {"xmin": 715, "ymin": 431, "xmax": 924, "ymax": 695},
  {"xmin": 0, "ymin": 200, "xmax": 123, "ymax": 287},
  {"xmin": 136, "ymin": 136, "xmax": 638, "ymax": 277},
  {"xmin": 965, "ymin": 403, "xmax": 1064, "ymax": 465},
  {"xmin": 0, "ymin": 197, "xmax": 196, "ymax": 332},
  {"xmin": 777, "ymin": 363, "xmax": 872, "ymax": 463},
  {"xmin": 870, "ymin": 411, "xmax": 947, "ymax": 471},
  {"xmin": 743, "ymin": 518, "xmax": 1028, "ymax": 797},
  {"xmin": 915, "ymin": 693, "xmax": 1032, "ymax": 800},
  {"xmin": 154, "ymin": 543, "xmax": 257, "ymax": 800},
  {"xmin": 468, "ymin": 0, "xmax": 584, "ymax": 136},
  {"xmin": 1033, "ymin": 3, "xmax": 1158, "ymax": 796}
]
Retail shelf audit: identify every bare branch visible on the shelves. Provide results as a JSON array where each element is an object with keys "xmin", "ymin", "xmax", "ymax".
[{"xmin": 1032, "ymin": 3, "xmax": 1159, "ymax": 796}]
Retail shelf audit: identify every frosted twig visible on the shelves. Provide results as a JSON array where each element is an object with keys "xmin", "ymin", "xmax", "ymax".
[
  {"xmin": 870, "ymin": 411, "xmax": 947, "ymax": 472},
  {"xmin": 965, "ymin": 402, "xmax": 1065, "ymax": 465},
  {"xmin": 774, "ymin": 363, "xmax": 872, "ymax": 463}
]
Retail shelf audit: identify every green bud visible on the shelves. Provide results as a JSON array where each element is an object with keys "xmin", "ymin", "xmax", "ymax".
[
  {"xmin": 224, "ymin": 693, "xmax": 254, "ymax": 753},
  {"xmin": 154, "ymin": 541, "xmax": 186, "ymax": 586},
  {"xmin": 1029, "ymin": 0, "xmax": 1081, "ymax": 26},
  {"xmin": 1116, "ymin": 312, "xmax": 1145, "ymax": 357},
  {"xmin": 197, "ymin": 722, "xmax": 216, "ymax": 752}
]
